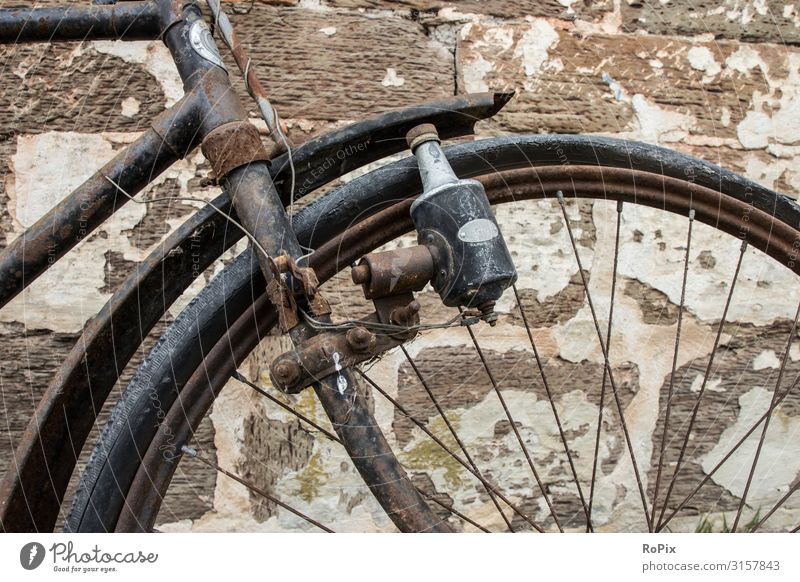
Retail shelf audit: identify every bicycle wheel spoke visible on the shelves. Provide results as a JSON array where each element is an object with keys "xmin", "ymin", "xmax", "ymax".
[
  {"xmin": 657, "ymin": 372, "xmax": 800, "ymax": 531},
  {"xmin": 650, "ymin": 210, "xmax": 694, "ymax": 526},
  {"xmin": 512, "ymin": 283, "xmax": 589, "ymax": 531},
  {"xmin": 400, "ymin": 345, "xmax": 516, "ymax": 532},
  {"xmin": 420, "ymin": 490, "xmax": 491, "ymax": 533},
  {"xmin": 463, "ymin": 320, "xmax": 564, "ymax": 531},
  {"xmin": 233, "ymin": 370, "xmax": 492, "ymax": 532},
  {"xmin": 356, "ymin": 369, "xmax": 546, "ymax": 532},
  {"xmin": 655, "ymin": 240, "xmax": 747, "ymax": 530},
  {"xmin": 752, "ymin": 480, "xmax": 800, "ymax": 532},
  {"xmin": 587, "ymin": 200, "xmax": 623, "ymax": 531},
  {"xmin": 731, "ymin": 301, "xmax": 800, "ymax": 532},
  {"xmin": 556, "ymin": 191, "xmax": 652, "ymax": 531},
  {"xmin": 180, "ymin": 445, "xmax": 334, "ymax": 532}
]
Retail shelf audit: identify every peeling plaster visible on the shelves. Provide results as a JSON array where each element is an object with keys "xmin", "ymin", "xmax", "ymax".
[
  {"xmin": 121, "ymin": 96, "xmax": 141, "ymax": 118},
  {"xmin": 687, "ymin": 46, "xmax": 722, "ymax": 79},
  {"xmin": 91, "ymin": 40, "xmax": 184, "ymax": 107},
  {"xmin": 3, "ymin": 132, "xmax": 143, "ymax": 333},
  {"xmin": 630, "ymin": 94, "xmax": 694, "ymax": 144},
  {"xmin": 753, "ymin": 350, "xmax": 781, "ymax": 370},
  {"xmin": 613, "ymin": 203, "xmax": 800, "ymax": 325},
  {"xmin": 703, "ymin": 387, "xmax": 800, "ymax": 505},
  {"xmin": 380, "ymin": 68, "xmax": 405, "ymax": 87},
  {"xmin": 460, "ymin": 52, "xmax": 493, "ymax": 93},
  {"xmin": 734, "ymin": 51, "xmax": 800, "ymax": 150},
  {"xmin": 3, "ymin": 132, "xmax": 214, "ymax": 332},
  {"xmin": 513, "ymin": 20, "xmax": 560, "ymax": 77}
]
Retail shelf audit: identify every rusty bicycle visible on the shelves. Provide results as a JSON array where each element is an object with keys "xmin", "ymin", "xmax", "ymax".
[{"xmin": 2, "ymin": 0, "xmax": 800, "ymax": 533}]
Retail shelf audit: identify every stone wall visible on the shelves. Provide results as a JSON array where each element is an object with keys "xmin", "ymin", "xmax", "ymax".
[{"xmin": 2, "ymin": 0, "xmax": 800, "ymax": 532}]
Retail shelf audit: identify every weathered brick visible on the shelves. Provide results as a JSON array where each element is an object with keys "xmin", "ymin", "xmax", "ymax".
[
  {"xmin": 224, "ymin": 5, "xmax": 454, "ymax": 121},
  {"xmin": 457, "ymin": 18, "xmax": 800, "ymax": 153},
  {"xmin": 326, "ymin": 0, "xmax": 612, "ymax": 21},
  {"xmin": 622, "ymin": 0, "xmax": 800, "ymax": 44},
  {"xmin": 0, "ymin": 43, "xmax": 168, "ymax": 137}
]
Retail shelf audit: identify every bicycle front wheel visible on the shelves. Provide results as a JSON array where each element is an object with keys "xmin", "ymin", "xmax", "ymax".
[{"xmin": 68, "ymin": 135, "xmax": 800, "ymax": 533}]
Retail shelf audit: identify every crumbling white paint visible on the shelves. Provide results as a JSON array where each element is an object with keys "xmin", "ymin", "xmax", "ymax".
[
  {"xmin": 733, "ymin": 50, "xmax": 800, "ymax": 150},
  {"xmin": 720, "ymin": 106, "xmax": 731, "ymax": 127},
  {"xmin": 120, "ymin": 96, "xmax": 140, "ymax": 118},
  {"xmin": 91, "ymin": 41, "xmax": 184, "ymax": 106},
  {"xmin": 725, "ymin": 45, "xmax": 763, "ymax": 74},
  {"xmin": 493, "ymin": 199, "xmax": 591, "ymax": 311},
  {"xmin": 460, "ymin": 52, "xmax": 493, "ymax": 93},
  {"xmin": 513, "ymin": 20, "xmax": 560, "ymax": 77},
  {"xmin": 702, "ymin": 387, "xmax": 800, "ymax": 505},
  {"xmin": 687, "ymin": 46, "xmax": 722, "ymax": 79},
  {"xmin": 2, "ymin": 132, "xmax": 143, "ymax": 332},
  {"xmin": 381, "ymin": 68, "xmax": 405, "ymax": 87},
  {"xmin": 753, "ymin": 350, "xmax": 781, "ymax": 370},
  {"xmin": 630, "ymin": 94, "xmax": 695, "ymax": 144},
  {"xmin": 3, "ymin": 131, "xmax": 215, "ymax": 332},
  {"xmin": 459, "ymin": 23, "xmax": 519, "ymax": 93},
  {"xmin": 689, "ymin": 374, "xmax": 725, "ymax": 393},
  {"xmin": 480, "ymin": 27, "xmax": 515, "ymax": 53},
  {"xmin": 738, "ymin": 110, "xmax": 773, "ymax": 149},
  {"xmin": 612, "ymin": 202, "xmax": 800, "ymax": 325}
]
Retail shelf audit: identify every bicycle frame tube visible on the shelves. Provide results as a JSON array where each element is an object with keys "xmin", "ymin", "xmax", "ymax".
[
  {"xmin": 0, "ymin": 1, "xmax": 165, "ymax": 43},
  {"xmin": 0, "ymin": 93, "xmax": 202, "ymax": 310},
  {"xmin": 0, "ymin": 1, "xmax": 245, "ymax": 309}
]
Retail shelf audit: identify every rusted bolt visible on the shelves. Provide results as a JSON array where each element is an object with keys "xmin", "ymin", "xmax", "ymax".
[
  {"xmin": 391, "ymin": 300, "xmax": 421, "ymax": 327},
  {"xmin": 272, "ymin": 360, "xmax": 301, "ymax": 387},
  {"xmin": 351, "ymin": 263, "xmax": 371, "ymax": 285},
  {"xmin": 478, "ymin": 300, "xmax": 498, "ymax": 327},
  {"xmin": 346, "ymin": 326, "xmax": 376, "ymax": 352}
]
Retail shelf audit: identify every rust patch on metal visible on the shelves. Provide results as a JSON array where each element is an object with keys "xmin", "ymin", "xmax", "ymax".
[
  {"xmin": 354, "ymin": 245, "xmax": 434, "ymax": 300},
  {"xmin": 201, "ymin": 120, "xmax": 270, "ymax": 179},
  {"xmin": 265, "ymin": 256, "xmax": 299, "ymax": 333}
]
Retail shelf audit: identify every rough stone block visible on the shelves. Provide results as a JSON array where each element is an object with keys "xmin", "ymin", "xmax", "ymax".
[{"xmin": 622, "ymin": 0, "xmax": 800, "ymax": 44}]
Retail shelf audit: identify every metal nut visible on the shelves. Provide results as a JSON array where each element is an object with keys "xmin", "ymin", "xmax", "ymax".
[
  {"xmin": 346, "ymin": 326, "xmax": 376, "ymax": 352},
  {"xmin": 406, "ymin": 123, "xmax": 440, "ymax": 151},
  {"xmin": 391, "ymin": 300, "xmax": 421, "ymax": 327},
  {"xmin": 272, "ymin": 360, "xmax": 301, "ymax": 387}
]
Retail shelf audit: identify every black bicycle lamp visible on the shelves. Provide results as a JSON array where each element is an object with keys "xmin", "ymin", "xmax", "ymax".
[{"xmin": 406, "ymin": 124, "xmax": 517, "ymax": 321}]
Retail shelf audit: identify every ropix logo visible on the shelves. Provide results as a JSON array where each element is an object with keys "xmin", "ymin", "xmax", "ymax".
[{"xmin": 19, "ymin": 542, "xmax": 46, "ymax": 570}]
